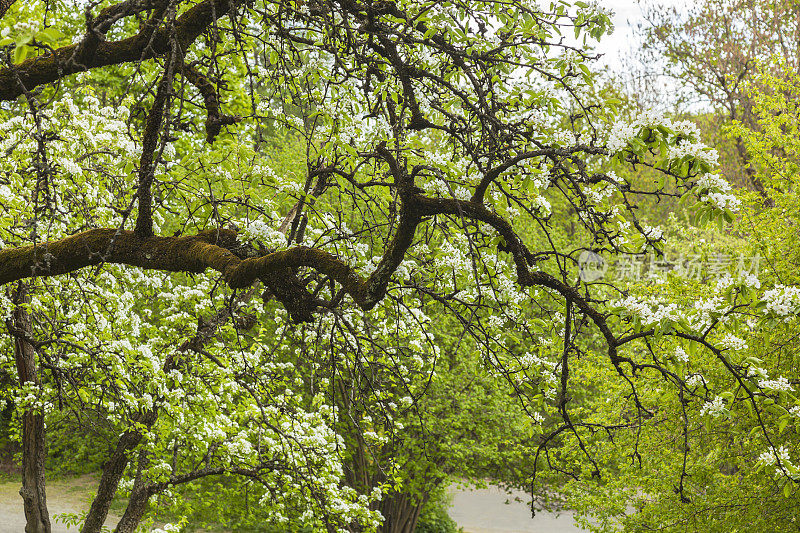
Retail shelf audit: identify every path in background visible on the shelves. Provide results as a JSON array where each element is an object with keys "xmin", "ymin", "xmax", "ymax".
[
  {"xmin": 448, "ymin": 485, "xmax": 583, "ymax": 533},
  {"xmin": 0, "ymin": 475, "xmax": 120, "ymax": 533},
  {"xmin": 0, "ymin": 476, "xmax": 580, "ymax": 533}
]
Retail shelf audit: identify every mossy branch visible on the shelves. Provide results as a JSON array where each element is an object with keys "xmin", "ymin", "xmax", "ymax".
[
  {"xmin": 0, "ymin": 229, "xmax": 374, "ymax": 320},
  {"xmin": 179, "ymin": 62, "xmax": 241, "ymax": 143},
  {"xmin": 0, "ymin": 0, "xmax": 238, "ymax": 101}
]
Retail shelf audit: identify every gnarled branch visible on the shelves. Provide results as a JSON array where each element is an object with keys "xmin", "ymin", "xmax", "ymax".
[
  {"xmin": 0, "ymin": 228, "xmax": 378, "ymax": 320},
  {"xmin": 0, "ymin": 0, "xmax": 239, "ymax": 101},
  {"xmin": 179, "ymin": 62, "xmax": 241, "ymax": 143}
]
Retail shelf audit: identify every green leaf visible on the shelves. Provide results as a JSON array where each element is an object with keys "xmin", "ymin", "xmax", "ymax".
[
  {"xmin": 13, "ymin": 45, "xmax": 29, "ymax": 64},
  {"xmin": 15, "ymin": 33, "xmax": 33, "ymax": 47},
  {"xmin": 37, "ymin": 27, "xmax": 63, "ymax": 43},
  {"xmin": 720, "ymin": 391, "xmax": 734, "ymax": 403},
  {"xmin": 723, "ymin": 209, "xmax": 734, "ymax": 223}
]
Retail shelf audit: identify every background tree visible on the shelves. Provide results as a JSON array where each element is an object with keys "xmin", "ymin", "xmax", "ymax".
[
  {"xmin": 640, "ymin": 0, "xmax": 800, "ymax": 193},
  {"xmin": 558, "ymin": 61, "xmax": 800, "ymax": 533}
]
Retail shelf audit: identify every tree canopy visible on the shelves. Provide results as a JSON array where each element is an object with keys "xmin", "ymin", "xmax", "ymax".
[{"xmin": 1, "ymin": 1, "xmax": 799, "ymax": 532}]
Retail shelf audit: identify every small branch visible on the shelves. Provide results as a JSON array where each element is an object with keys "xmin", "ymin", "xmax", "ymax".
[
  {"xmin": 0, "ymin": 0, "xmax": 16, "ymax": 20},
  {"xmin": 414, "ymin": 193, "xmax": 621, "ymax": 364},
  {"xmin": 179, "ymin": 62, "xmax": 240, "ymax": 143},
  {"xmin": 470, "ymin": 145, "xmax": 605, "ymax": 204},
  {"xmin": 134, "ymin": 55, "xmax": 176, "ymax": 237}
]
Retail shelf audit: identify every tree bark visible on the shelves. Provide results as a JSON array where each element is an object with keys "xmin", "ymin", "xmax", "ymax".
[
  {"xmin": 113, "ymin": 450, "xmax": 154, "ymax": 533},
  {"xmin": 0, "ymin": 0, "xmax": 17, "ymax": 20},
  {"xmin": 0, "ymin": 0, "xmax": 240, "ymax": 102},
  {"xmin": 377, "ymin": 492, "xmax": 425, "ymax": 533},
  {"xmin": 80, "ymin": 410, "xmax": 156, "ymax": 533},
  {"xmin": 9, "ymin": 285, "xmax": 51, "ymax": 533},
  {"xmin": 113, "ymin": 485, "xmax": 153, "ymax": 533},
  {"xmin": 79, "ymin": 433, "xmax": 141, "ymax": 533}
]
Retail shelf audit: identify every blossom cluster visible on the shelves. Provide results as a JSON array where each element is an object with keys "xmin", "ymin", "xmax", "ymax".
[
  {"xmin": 695, "ymin": 173, "xmax": 741, "ymax": 211},
  {"xmin": 758, "ymin": 445, "xmax": 799, "ymax": 480},
  {"xmin": 762, "ymin": 285, "xmax": 800, "ymax": 317},
  {"xmin": 604, "ymin": 111, "xmax": 739, "ymax": 212},
  {"xmin": 699, "ymin": 395, "xmax": 726, "ymax": 417},
  {"xmin": 605, "ymin": 111, "xmax": 700, "ymax": 153},
  {"xmin": 614, "ymin": 296, "xmax": 683, "ymax": 327}
]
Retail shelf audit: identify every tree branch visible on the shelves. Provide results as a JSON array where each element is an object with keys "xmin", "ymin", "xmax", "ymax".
[
  {"xmin": 0, "ymin": 229, "xmax": 366, "ymax": 320},
  {"xmin": 414, "ymin": 194, "xmax": 622, "ymax": 364},
  {"xmin": 179, "ymin": 62, "xmax": 240, "ymax": 143},
  {"xmin": 0, "ymin": 0, "xmax": 238, "ymax": 101},
  {"xmin": 0, "ymin": 0, "xmax": 17, "ymax": 21},
  {"xmin": 134, "ymin": 56, "xmax": 176, "ymax": 237}
]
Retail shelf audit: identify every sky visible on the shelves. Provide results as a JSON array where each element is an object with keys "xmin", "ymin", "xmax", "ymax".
[{"xmin": 591, "ymin": 0, "xmax": 689, "ymax": 71}]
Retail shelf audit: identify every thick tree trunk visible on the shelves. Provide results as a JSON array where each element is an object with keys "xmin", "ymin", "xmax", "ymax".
[
  {"xmin": 9, "ymin": 286, "xmax": 51, "ymax": 533},
  {"xmin": 377, "ymin": 493, "xmax": 425, "ymax": 533},
  {"xmin": 112, "ymin": 450, "xmax": 154, "ymax": 533},
  {"xmin": 20, "ymin": 410, "xmax": 50, "ymax": 533},
  {"xmin": 80, "ymin": 411, "xmax": 156, "ymax": 533},
  {"xmin": 113, "ymin": 485, "xmax": 152, "ymax": 533}
]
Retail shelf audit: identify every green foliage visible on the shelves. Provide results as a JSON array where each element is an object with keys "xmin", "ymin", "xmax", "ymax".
[
  {"xmin": 3, "ymin": 1, "xmax": 795, "ymax": 533},
  {"xmin": 543, "ymin": 58, "xmax": 800, "ymax": 532},
  {"xmin": 415, "ymin": 490, "xmax": 460, "ymax": 533}
]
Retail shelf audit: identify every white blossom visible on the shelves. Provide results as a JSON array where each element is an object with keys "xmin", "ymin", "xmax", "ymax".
[
  {"xmin": 700, "ymin": 395, "xmax": 726, "ymax": 417},
  {"xmin": 674, "ymin": 346, "xmax": 688, "ymax": 363},
  {"xmin": 759, "ymin": 376, "xmax": 794, "ymax": 392},
  {"xmin": 762, "ymin": 285, "xmax": 800, "ymax": 316}
]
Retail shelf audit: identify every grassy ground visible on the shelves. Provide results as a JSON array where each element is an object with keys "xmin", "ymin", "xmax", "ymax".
[
  {"xmin": 0, "ymin": 473, "xmax": 234, "ymax": 532},
  {"xmin": 0, "ymin": 473, "xmax": 122, "ymax": 532}
]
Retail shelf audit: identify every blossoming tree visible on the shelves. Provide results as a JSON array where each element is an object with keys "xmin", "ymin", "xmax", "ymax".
[{"xmin": 0, "ymin": 0, "xmax": 796, "ymax": 532}]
